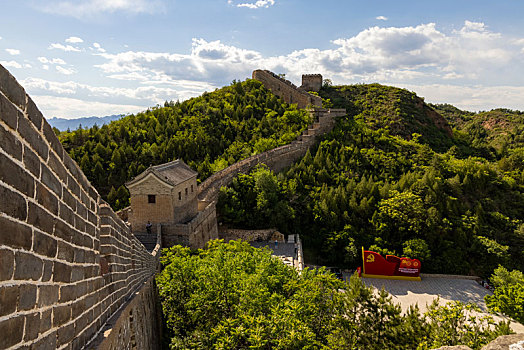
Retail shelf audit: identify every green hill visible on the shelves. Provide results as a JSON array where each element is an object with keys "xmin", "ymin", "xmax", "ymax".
[
  {"xmin": 218, "ymin": 84, "xmax": 524, "ymax": 277},
  {"xmin": 59, "ymin": 79, "xmax": 310, "ymax": 209},
  {"xmin": 59, "ymin": 79, "xmax": 524, "ymax": 277},
  {"xmin": 321, "ymin": 84, "xmax": 453, "ymax": 151}
]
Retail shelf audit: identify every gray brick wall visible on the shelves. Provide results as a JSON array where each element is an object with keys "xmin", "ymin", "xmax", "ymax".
[{"xmin": 0, "ymin": 64, "xmax": 159, "ymax": 350}]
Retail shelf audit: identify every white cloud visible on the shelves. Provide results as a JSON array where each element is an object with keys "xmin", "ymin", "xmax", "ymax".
[
  {"xmin": 65, "ymin": 36, "xmax": 84, "ymax": 43},
  {"xmin": 0, "ymin": 60, "xmax": 22, "ymax": 69},
  {"xmin": 38, "ymin": 57, "xmax": 67, "ymax": 65},
  {"xmin": 234, "ymin": 0, "xmax": 275, "ymax": 9},
  {"xmin": 376, "ymin": 16, "xmax": 388, "ymax": 21},
  {"xmin": 42, "ymin": 65, "xmax": 49, "ymax": 70},
  {"xmin": 56, "ymin": 66, "xmax": 76, "ymax": 75},
  {"xmin": 5, "ymin": 48, "xmax": 20, "ymax": 55},
  {"xmin": 91, "ymin": 21, "xmax": 524, "ymax": 111},
  {"xmin": 92, "ymin": 42, "xmax": 106, "ymax": 53},
  {"xmin": 21, "ymin": 77, "xmax": 208, "ymax": 108},
  {"xmin": 49, "ymin": 43, "xmax": 81, "ymax": 52},
  {"xmin": 402, "ymin": 83, "xmax": 524, "ymax": 111},
  {"xmin": 29, "ymin": 95, "xmax": 146, "ymax": 119},
  {"xmin": 38, "ymin": 0, "xmax": 166, "ymax": 18}
]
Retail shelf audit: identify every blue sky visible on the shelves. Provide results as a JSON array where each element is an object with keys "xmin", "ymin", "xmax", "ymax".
[{"xmin": 1, "ymin": 0, "xmax": 524, "ymax": 118}]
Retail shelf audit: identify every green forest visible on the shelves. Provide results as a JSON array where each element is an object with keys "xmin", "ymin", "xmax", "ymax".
[
  {"xmin": 157, "ymin": 240, "xmax": 511, "ymax": 349},
  {"xmin": 218, "ymin": 83, "xmax": 524, "ymax": 278},
  {"xmin": 59, "ymin": 79, "xmax": 524, "ymax": 329},
  {"xmin": 58, "ymin": 79, "xmax": 310, "ymax": 209}
]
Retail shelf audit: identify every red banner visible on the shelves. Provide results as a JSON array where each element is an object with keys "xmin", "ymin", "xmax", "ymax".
[{"xmin": 362, "ymin": 248, "xmax": 421, "ymax": 278}]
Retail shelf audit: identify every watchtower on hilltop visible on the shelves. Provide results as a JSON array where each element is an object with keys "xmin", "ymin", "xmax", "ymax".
[{"xmin": 300, "ymin": 74, "xmax": 323, "ymax": 92}]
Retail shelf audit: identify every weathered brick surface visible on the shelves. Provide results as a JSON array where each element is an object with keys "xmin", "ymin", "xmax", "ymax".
[
  {"xmin": 0, "ymin": 314, "xmax": 25, "ymax": 348},
  {"xmin": 0, "ymin": 184, "xmax": 27, "ymax": 220},
  {"xmin": 0, "ymin": 248, "xmax": 15, "ymax": 280},
  {"xmin": 0, "ymin": 285, "xmax": 18, "ymax": 316},
  {"xmin": 0, "ymin": 63, "xmax": 160, "ymax": 349},
  {"xmin": 19, "ymin": 284, "xmax": 37, "ymax": 311},
  {"xmin": 14, "ymin": 251, "xmax": 43, "ymax": 281}
]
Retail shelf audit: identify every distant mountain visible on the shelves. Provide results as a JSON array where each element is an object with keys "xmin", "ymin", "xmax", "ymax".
[{"xmin": 48, "ymin": 114, "xmax": 124, "ymax": 131}]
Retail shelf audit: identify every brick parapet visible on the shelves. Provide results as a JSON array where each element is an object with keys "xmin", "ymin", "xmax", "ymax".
[{"xmin": 0, "ymin": 63, "xmax": 159, "ymax": 350}]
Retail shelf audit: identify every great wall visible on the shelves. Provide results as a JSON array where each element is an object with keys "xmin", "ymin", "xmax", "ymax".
[
  {"xmin": 0, "ymin": 64, "xmax": 344, "ymax": 349},
  {"xmin": 1, "ymin": 63, "xmax": 522, "ymax": 349}
]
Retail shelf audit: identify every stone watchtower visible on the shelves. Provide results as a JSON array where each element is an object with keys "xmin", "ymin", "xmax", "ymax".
[
  {"xmin": 300, "ymin": 74, "xmax": 323, "ymax": 92},
  {"xmin": 125, "ymin": 160, "xmax": 198, "ymax": 231}
]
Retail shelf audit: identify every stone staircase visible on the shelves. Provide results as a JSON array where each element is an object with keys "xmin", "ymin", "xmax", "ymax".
[{"xmin": 134, "ymin": 232, "xmax": 158, "ymax": 252}]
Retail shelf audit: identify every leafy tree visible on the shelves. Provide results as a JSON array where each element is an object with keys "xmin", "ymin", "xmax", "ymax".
[
  {"xmin": 157, "ymin": 241, "xmax": 511, "ymax": 349},
  {"xmin": 402, "ymin": 238, "xmax": 431, "ymax": 262},
  {"xmin": 485, "ymin": 266, "xmax": 524, "ymax": 324}
]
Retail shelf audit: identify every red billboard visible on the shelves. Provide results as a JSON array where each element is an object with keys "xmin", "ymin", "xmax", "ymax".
[{"xmin": 361, "ymin": 247, "xmax": 421, "ymax": 281}]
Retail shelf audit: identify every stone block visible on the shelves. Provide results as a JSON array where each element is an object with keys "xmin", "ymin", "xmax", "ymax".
[
  {"xmin": 18, "ymin": 283, "xmax": 37, "ymax": 311},
  {"xmin": 71, "ymin": 299, "xmax": 84, "ymax": 319},
  {"xmin": 31, "ymin": 330, "xmax": 57, "ymax": 350},
  {"xmin": 40, "ymin": 308, "xmax": 52, "ymax": 333},
  {"xmin": 74, "ymin": 214, "xmax": 87, "ymax": 232},
  {"xmin": 0, "ymin": 151, "xmax": 35, "ymax": 197},
  {"xmin": 62, "ymin": 189, "xmax": 76, "ymax": 212},
  {"xmin": 43, "ymin": 120, "xmax": 63, "ymax": 159},
  {"xmin": 23, "ymin": 144, "xmax": 41, "ymax": 178},
  {"xmin": 17, "ymin": 115, "xmax": 48, "ymax": 160},
  {"xmin": 28, "ymin": 203, "xmax": 56, "ymax": 235},
  {"xmin": 57, "ymin": 240, "xmax": 74, "ymax": 262},
  {"xmin": 53, "ymin": 261, "xmax": 72, "ymax": 283},
  {"xmin": 0, "ymin": 122, "xmax": 22, "ymax": 160},
  {"xmin": 0, "ymin": 91, "xmax": 19, "ymax": 129},
  {"xmin": 0, "ymin": 216, "xmax": 33, "ymax": 250},
  {"xmin": 48, "ymin": 150, "xmax": 68, "ymax": 183},
  {"xmin": 38, "ymin": 284, "xmax": 59, "ymax": 307},
  {"xmin": 71, "ymin": 266, "xmax": 85, "ymax": 282},
  {"xmin": 72, "ymin": 329, "xmax": 87, "ymax": 350},
  {"xmin": 36, "ymin": 182, "xmax": 59, "ymax": 215},
  {"xmin": 24, "ymin": 311, "xmax": 40, "ymax": 341},
  {"xmin": 41, "ymin": 165, "xmax": 61, "ymax": 197},
  {"xmin": 42, "ymin": 259, "xmax": 53, "ymax": 282},
  {"xmin": 66, "ymin": 174, "xmax": 81, "ymax": 198},
  {"xmin": 60, "ymin": 202, "xmax": 75, "ymax": 226},
  {"xmin": 25, "ymin": 95, "xmax": 43, "ymax": 130},
  {"xmin": 0, "ymin": 285, "xmax": 18, "ymax": 316},
  {"xmin": 57, "ymin": 322, "xmax": 75, "ymax": 346},
  {"xmin": 34, "ymin": 230, "xmax": 58, "ymax": 259},
  {"xmin": 14, "ymin": 251, "xmax": 43, "ymax": 281},
  {"xmin": 0, "ymin": 64, "xmax": 26, "ymax": 108},
  {"xmin": 74, "ymin": 248, "xmax": 86, "ymax": 263},
  {"xmin": 0, "ymin": 248, "xmax": 14, "ymax": 281},
  {"xmin": 0, "ymin": 314, "xmax": 24, "ymax": 349},
  {"xmin": 53, "ymin": 304, "xmax": 71, "ymax": 327},
  {"xmin": 55, "ymin": 219, "xmax": 73, "ymax": 242},
  {"xmin": 0, "ymin": 184, "xmax": 27, "ymax": 220}
]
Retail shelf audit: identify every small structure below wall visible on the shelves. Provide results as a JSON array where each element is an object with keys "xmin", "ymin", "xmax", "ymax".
[
  {"xmin": 219, "ymin": 228, "xmax": 304, "ymax": 270},
  {"xmin": 125, "ymin": 159, "xmax": 218, "ymax": 250},
  {"xmin": 126, "ymin": 160, "xmax": 198, "ymax": 230}
]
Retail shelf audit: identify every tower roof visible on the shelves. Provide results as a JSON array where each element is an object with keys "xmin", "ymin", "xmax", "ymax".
[{"xmin": 126, "ymin": 159, "xmax": 197, "ymax": 188}]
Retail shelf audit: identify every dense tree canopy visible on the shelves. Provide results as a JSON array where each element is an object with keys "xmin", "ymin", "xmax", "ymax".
[
  {"xmin": 485, "ymin": 266, "xmax": 524, "ymax": 324},
  {"xmin": 218, "ymin": 84, "xmax": 524, "ymax": 278},
  {"xmin": 157, "ymin": 241, "xmax": 511, "ymax": 349},
  {"xmin": 59, "ymin": 79, "xmax": 310, "ymax": 209}
]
